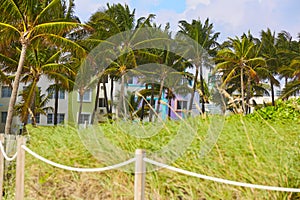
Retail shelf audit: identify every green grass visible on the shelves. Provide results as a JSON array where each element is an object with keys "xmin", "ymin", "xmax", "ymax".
[{"xmin": 3, "ymin": 112, "xmax": 300, "ymax": 199}]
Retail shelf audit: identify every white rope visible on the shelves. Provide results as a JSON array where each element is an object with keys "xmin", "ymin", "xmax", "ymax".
[
  {"xmin": 0, "ymin": 141, "xmax": 17, "ymax": 161},
  {"xmin": 144, "ymin": 158, "xmax": 300, "ymax": 193},
  {"xmin": 22, "ymin": 145, "xmax": 136, "ymax": 172}
]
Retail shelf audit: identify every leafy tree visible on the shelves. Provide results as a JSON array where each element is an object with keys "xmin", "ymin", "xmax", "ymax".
[
  {"xmin": 85, "ymin": 3, "xmax": 157, "ymax": 119},
  {"xmin": 177, "ymin": 18, "xmax": 219, "ymax": 114},
  {"xmin": 258, "ymin": 28, "xmax": 281, "ymax": 106},
  {"xmin": 276, "ymin": 32, "xmax": 298, "ymax": 83},
  {"xmin": 216, "ymin": 36, "xmax": 265, "ymax": 114},
  {"xmin": 15, "ymin": 85, "xmax": 53, "ymax": 128},
  {"xmin": 0, "ymin": 0, "xmax": 86, "ymax": 134},
  {"xmin": 277, "ymin": 31, "xmax": 300, "ymax": 98}
]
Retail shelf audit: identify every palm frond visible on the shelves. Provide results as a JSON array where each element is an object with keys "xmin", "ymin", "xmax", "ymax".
[
  {"xmin": 0, "ymin": 0, "xmax": 24, "ymax": 25},
  {"xmin": 33, "ymin": 0, "xmax": 61, "ymax": 25},
  {"xmin": 31, "ymin": 33, "xmax": 87, "ymax": 57}
]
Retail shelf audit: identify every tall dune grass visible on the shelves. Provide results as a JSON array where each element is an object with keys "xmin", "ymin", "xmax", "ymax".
[{"xmin": 4, "ymin": 114, "xmax": 299, "ymax": 199}]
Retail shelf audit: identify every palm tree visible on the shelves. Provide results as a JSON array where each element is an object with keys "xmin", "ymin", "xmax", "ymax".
[
  {"xmin": 277, "ymin": 31, "xmax": 300, "ymax": 98},
  {"xmin": 258, "ymin": 28, "xmax": 281, "ymax": 106},
  {"xmin": 25, "ymin": 48, "xmax": 74, "ymax": 123},
  {"xmin": 276, "ymin": 32, "xmax": 298, "ymax": 84},
  {"xmin": 216, "ymin": 36, "xmax": 265, "ymax": 114},
  {"xmin": 0, "ymin": 0, "xmax": 87, "ymax": 134},
  {"xmin": 0, "ymin": 46, "xmax": 17, "ymax": 86},
  {"xmin": 46, "ymin": 52, "xmax": 77, "ymax": 125},
  {"xmin": 281, "ymin": 47, "xmax": 300, "ymax": 98},
  {"xmin": 84, "ymin": 3, "xmax": 157, "ymax": 119},
  {"xmin": 71, "ymin": 55, "xmax": 98, "ymax": 124},
  {"xmin": 15, "ymin": 85, "xmax": 53, "ymax": 128},
  {"xmin": 177, "ymin": 18, "xmax": 219, "ymax": 114},
  {"xmin": 1, "ymin": 44, "xmax": 75, "ymax": 128},
  {"xmin": 83, "ymin": 3, "xmax": 137, "ymax": 120}
]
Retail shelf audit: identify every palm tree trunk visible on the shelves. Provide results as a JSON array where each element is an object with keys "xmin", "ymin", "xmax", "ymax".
[
  {"xmin": 155, "ymin": 77, "xmax": 165, "ymax": 116},
  {"xmin": 270, "ymin": 78, "xmax": 275, "ymax": 106},
  {"xmin": 240, "ymin": 66, "xmax": 246, "ymax": 114},
  {"xmin": 109, "ymin": 77, "xmax": 114, "ymax": 114},
  {"xmin": 122, "ymin": 76, "xmax": 127, "ymax": 118},
  {"xmin": 149, "ymin": 83, "xmax": 155, "ymax": 122},
  {"xmin": 29, "ymin": 87, "xmax": 38, "ymax": 126},
  {"xmin": 22, "ymin": 80, "xmax": 38, "ymax": 126},
  {"xmin": 91, "ymin": 79, "xmax": 101, "ymax": 124},
  {"xmin": 117, "ymin": 75, "xmax": 126, "ymax": 118},
  {"xmin": 103, "ymin": 81, "xmax": 109, "ymax": 114},
  {"xmin": 140, "ymin": 84, "xmax": 147, "ymax": 121},
  {"xmin": 246, "ymin": 76, "xmax": 251, "ymax": 114},
  {"xmin": 28, "ymin": 108, "xmax": 37, "ymax": 126},
  {"xmin": 167, "ymin": 88, "xmax": 172, "ymax": 119},
  {"xmin": 54, "ymin": 85, "xmax": 59, "ymax": 125},
  {"xmin": 199, "ymin": 64, "xmax": 205, "ymax": 114},
  {"xmin": 78, "ymin": 89, "xmax": 84, "ymax": 125},
  {"xmin": 188, "ymin": 66, "xmax": 199, "ymax": 112},
  {"xmin": 5, "ymin": 43, "xmax": 28, "ymax": 135}
]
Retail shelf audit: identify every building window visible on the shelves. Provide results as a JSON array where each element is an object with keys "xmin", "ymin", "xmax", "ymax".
[
  {"xmin": 48, "ymin": 88, "xmax": 65, "ymax": 99},
  {"xmin": 58, "ymin": 114, "xmax": 65, "ymax": 123},
  {"xmin": 78, "ymin": 89, "xmax": 92, "ymax": 102},
  {"xmin": 47, "ymin": 113, "xmax": 53, "ymax": 124},
  {"xmin": 35, "ymin": 114, "xmax": 40, "ymax": 124},
  {"xmin": 176, "ymin": 100, "xmax": 188, "ymax": 111},
  {"xmin": 47, "ymin": 113, "xmax": 65, "ymax": 124},
  {"xmin": 99, "ymin": 98, "xmax": 106, "ymax": 107},
  {"xmin": 1, "ymin": 86, "xmax": 12, "ymax": 98},
  {"xmin": 78, "ymin": 113, "xmax": 90, "ymax": 124},
  {"xmin": 1, "ymin": 112, "xmax": 7, "ymax": 123}
]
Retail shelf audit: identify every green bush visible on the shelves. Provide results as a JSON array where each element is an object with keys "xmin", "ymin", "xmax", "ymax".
[{"xmin": 249, "ymin": 98, "xmax": 300, "ymax": 122}]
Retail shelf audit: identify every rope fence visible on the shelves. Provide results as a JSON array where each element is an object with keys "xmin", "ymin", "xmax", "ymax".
[
  {"xmin": 0, "ymin": 135, "xmax": 300, "ymax": 200},
  {"xmin": 21, "ymin": 145, "xmax": 136, "ymax": 172},
  {"xmin": 0, "ymin": 139, "xmax": 17, "ymax": 161},
  {"xmin": 144, "ymin": 158, "xmax": 300, "ymax": 193}
]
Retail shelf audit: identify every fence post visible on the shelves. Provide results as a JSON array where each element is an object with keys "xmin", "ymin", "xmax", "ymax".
[
  {"xmin": 0, "ymin": 134, "xmax": 4, "ymax": 200},
  {"xmin": 134, "ymin": 149, "xmax": 146, "ymax": 200},
  {"xmin": 15, "ymin": 136, "xmax": 26, "ymax": 200}
]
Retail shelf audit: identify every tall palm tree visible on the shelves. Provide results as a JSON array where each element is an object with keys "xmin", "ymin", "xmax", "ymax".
[
  {"xmin": 0, "ymin": 0, "xmax": 87, "ymax": 134},
  {"xmin": 20, "ymin": 48, "xmax": 61, "ymax": 125},
  {"xmin": 216, "ymin": 36, "xmax": 265, "ymax": 114},
  {"xmin": 84, "ymin": 3, "xmax": 156, "ymax": 119},
  {"xmin": 276, "ymin": 31, "xmax": 296, "ymax": 84},
  {"xmin": 1, "ymin": 45, "xmax": 75, "ymax": 128},
  {"xmin": 177, "ymin": 18, "xmax": 219, "ymax": 114},
  {"xmin": 258, "ymin": 28, "xmax": 281, "ymax": 106},
  {"xmin": 15, "ymin": 85, "xmax": 53, "ymax": 128},
  {"xmin": 277, "ymin": 31, "xmax": 300, "ymax": 98}
]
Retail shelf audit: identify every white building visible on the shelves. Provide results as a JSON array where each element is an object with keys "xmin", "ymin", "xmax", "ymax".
[{"xmin": 0, "ymin": 75, "xmax": 69, "ymax": 134}]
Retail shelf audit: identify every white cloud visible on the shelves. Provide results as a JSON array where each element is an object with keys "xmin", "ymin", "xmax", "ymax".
[
  {"xmin": 74, "ymin": 0, "xmax": 299, "ymax": 41},
  {"xmin": 186, "ymin": 0, "xmax": 211, "ymax": 9},
  {"xmin": 178, "ymin": 0, "xmax": 290, "ymax": 40},
  {"xmin": 75, "ymin": 0, "xmax": 131, "ymax": 22}
]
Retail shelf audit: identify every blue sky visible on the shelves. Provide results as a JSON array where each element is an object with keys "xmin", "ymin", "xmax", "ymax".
[{"xmin": 74, "ymin": 0, "xmax": 300, "ymax": 42}]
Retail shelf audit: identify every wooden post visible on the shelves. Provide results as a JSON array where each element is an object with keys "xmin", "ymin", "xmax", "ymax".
[
  {"xmin": 0, "ymin": 134, "xmax": 4, "ymax": 200},
  {"xmin": 134, "ymin": 149, "xmax": 146, "ymax": 200},
  {"xmin": 15, "ymin": 136, "xmax": 26, "ymax": 200}
]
